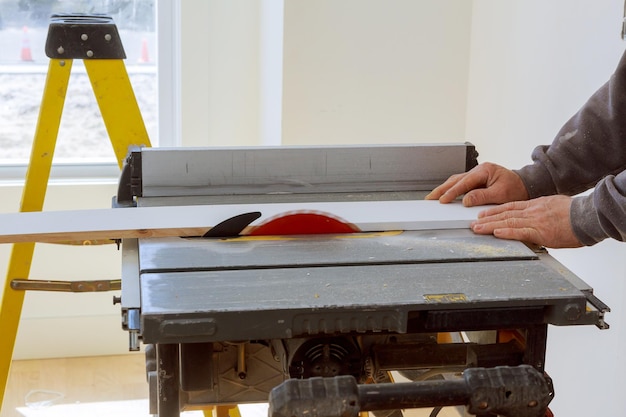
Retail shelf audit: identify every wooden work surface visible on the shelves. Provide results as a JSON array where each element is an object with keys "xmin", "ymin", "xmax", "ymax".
[{"xmin": 0, "ymin": 200, "xmax": 485, "ymax": 244}]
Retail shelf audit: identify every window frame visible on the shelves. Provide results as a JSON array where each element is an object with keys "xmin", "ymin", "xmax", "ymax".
[{"xmin": 0, "ymin": 0, "xmax": 180, "ymax": 184}]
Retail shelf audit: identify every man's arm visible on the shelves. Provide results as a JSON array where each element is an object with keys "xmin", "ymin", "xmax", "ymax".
[
  {"xmin": 512, "ymin": 50, "xmax": 626, "ymax": 245},
  {"xmin": 570, "ymin": 172, "xmax": 626, "ymax": 245},
  {"xmin": 516, "ymin": 51, "xmax": 626, "ymax": 198},
  {"xmin": 428, "ymin": 50, "xmax": 626, "ymax": 246}
]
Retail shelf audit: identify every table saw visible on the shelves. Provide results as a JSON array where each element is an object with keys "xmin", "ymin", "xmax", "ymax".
[{"xmin": 115, "ymin": 143, "xmax": 609, "ymax": 417}]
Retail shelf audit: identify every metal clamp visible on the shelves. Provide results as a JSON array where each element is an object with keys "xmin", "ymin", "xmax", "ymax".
[{"xmin": 10, "ymin": 279, "xmax": 121, "ymax": 292}]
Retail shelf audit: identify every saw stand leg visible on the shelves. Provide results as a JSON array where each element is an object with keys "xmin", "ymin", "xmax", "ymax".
[
  {"xmin": 0, "ymin": 13, "xmax": 151, "ymax": 414},
  {"xmin": 155, "ymin": 344, "xmax": 243, "ymax": 417},
  {"xmin": 157, "ymin": 344, "xmax": 180, "ymax": 417}
]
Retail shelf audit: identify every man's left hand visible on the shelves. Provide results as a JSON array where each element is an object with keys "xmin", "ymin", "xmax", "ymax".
[{"xmin": 470, "ymin": 195, "xmax": 583, "ymax": 248}]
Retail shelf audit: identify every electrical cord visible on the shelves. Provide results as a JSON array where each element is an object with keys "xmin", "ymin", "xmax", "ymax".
[{"xmin": 429, "ymin": 406, "xmax": 443, "ymax": 417}]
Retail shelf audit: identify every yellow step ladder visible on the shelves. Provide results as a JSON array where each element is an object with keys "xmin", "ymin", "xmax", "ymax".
[{"xmin": 0, "ymin": 13, "xmax": 151, "ymax": 412}]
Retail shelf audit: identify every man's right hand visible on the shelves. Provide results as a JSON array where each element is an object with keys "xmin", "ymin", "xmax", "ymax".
[{"xmin": 425, "ymin": 162, "xmax": 530, "ymax": 206}]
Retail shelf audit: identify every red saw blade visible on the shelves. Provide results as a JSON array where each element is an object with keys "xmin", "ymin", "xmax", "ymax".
[{"xmin": 247, "ymin": 211, "xmax": 361, "ymax": 236}]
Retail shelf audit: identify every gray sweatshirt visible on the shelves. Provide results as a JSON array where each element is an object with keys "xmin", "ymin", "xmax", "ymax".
[{"xmin": 515, "ymin": 51, "xmax": 626, "ymax": 246}]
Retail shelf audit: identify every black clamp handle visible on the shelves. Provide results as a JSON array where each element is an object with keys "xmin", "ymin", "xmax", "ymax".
[{"xmin": 269, "ymin": 365, "xmax": 553, "ymax": 417}]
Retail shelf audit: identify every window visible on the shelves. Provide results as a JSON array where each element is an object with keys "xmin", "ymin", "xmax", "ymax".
[{"xmin": 0, "ymin": 0, "xmax": 159, "ymax": 179}]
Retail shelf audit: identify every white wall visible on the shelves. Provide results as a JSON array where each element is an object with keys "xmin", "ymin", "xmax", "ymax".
[
  {"xmin": 467, "ymin": 1, "xmax": 626, "ymax": 415},
  {"xmin": 177, "ymin": 0, "xmax": 474, "ymax": 147},
  {"xmin": 467, "ymin": 0, "xmax": 624, "ymax": 166},
  {"xmin": 176, "ymin": 0, "xmax": 285, "ymax": 147},
  {"xmin": 179, "ymin": 1, "xmax": 261, "ymax": 147},
  {"xmin": 282, "ymin": 0, "xmax": 473, "ymax": 145}
]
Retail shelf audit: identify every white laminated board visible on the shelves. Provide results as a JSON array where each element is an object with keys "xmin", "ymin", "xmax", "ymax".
[{"xmin": 0, "ymin": 200, "xmax": 485, "ymax": 244}]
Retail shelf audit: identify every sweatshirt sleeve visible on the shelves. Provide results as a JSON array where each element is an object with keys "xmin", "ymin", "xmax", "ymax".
[
  {"xmin": 570, "ymin": 172, "xmax": 626, "ymax": 245},
  {"xmin": 514, "ymin": 50, "xmax": 626, "ymax": 245}
]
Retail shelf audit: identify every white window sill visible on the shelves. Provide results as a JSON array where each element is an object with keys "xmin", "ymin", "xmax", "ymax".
[{"xmin": 0, "ymin": 160, "xmax": 121, "ymax": 186}]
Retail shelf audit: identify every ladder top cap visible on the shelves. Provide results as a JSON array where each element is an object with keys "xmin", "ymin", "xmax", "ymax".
[
  {"xmin": 50, "ymin": 13, "xmax": 115, "ymax": 25},
  {"xmin": 45, "ymin": 13, "xmax": 126, "ymax": 60}
]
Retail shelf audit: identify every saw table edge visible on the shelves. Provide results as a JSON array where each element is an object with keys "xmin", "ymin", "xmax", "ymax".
[{"xmin": 0, "ymin": 200, "xmax": 486, "ymax": 244}]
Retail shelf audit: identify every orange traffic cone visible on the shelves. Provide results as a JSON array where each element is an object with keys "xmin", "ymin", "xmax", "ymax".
[
  {"xmin": 21, "ymin": 26, "xmax": 33, "ymax": 62},
  {"xmin": 138, "ymin": 38, "xmax": 150, "ymax": 63}
]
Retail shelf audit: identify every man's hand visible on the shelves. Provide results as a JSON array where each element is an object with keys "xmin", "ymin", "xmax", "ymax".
[
  {"xmin": 425, "ymin": 162, "xmax": 530, "ymax": 206},
  {"xmin": 426, "ymin": 162, "xmax": 582, "ymax": 248},
  {"xmin": 470, "ymin": 195, "xmax": 583, "ymax": 248}
]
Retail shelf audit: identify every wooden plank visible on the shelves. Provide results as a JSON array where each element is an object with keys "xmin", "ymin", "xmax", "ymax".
[{"xmin": 0, "ymin": 200, "xmax": 485, "ymax": 244}]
